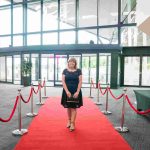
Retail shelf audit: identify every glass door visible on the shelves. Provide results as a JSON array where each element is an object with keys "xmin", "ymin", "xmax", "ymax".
[
  {"xmin": 124, "ymin": 57, "xmax": 140, "ymax": 85},
  {"xmin": 141, "ymin": 56, "xmax": 150, "ymax": 86},
  {"xmin": 55, "ymin": 54, "xmax": 67, "ymax": 86},
  {"xmin": 6, "ymin": 56, "xmax": 12, "ymax": 82},
  {"xmin": 99, "ymin": 53, "xmax": 111, "ymax": 85},
  {"xmin": 82, "ymin": 54, "xmax": 97, "ymax": 87},
  {"xmin": 41, "ymin": 54, "xmax": 54, "ymax": 86},
  {"xmin": 0, "ymin": 57, "xmax": 6, "ymax": 81},
  {"xmin": 14, "ymin": 55, "xmax": 21, "ymax": 84},
  {"xmin": 31, "ymin": 54, "xmax": 39, "ymax": 85}
]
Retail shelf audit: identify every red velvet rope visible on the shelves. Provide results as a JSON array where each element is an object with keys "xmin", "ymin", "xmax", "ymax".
[
  {"xmin": 98, "ymin": 80, "xmax": 150, "ymax": 115},
  {"xmin": 0, "ymin": 96, "xmax": 19, "ymax": 122},
  {"xmin": 98, "ymin": 83, "xmax": 108, "ymax": 95},
  {"xmin": 20, "ymin": 88, "xmax": 33, "ymax": 103},
  {"xmin": 33, "ymin": 84, "xmax": 40, "ymax": 94},
  {"xmin": 108, "ymin": 87, "xmax": 124, "ymax": 100},
  {"xmin": 125, "ymin": 95, "xmax": 150, "ymax": 115}
]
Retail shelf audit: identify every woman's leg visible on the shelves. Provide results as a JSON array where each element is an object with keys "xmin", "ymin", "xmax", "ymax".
[
  {"xmin": 66, "ymin": 108, "xmax": 71, "ymax": 128},
  {"xmin": 67, "ymin": 108, "xmax": 71, "ymax": 119},
  {"xmin": 70, "ymin": 108, "xmax": 77, "ymax": 131}
]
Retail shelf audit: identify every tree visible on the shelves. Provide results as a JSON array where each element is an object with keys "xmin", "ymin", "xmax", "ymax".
[
  {"xmin": 21, "ymin": 60, "xmax": 32, "ymax": 77},
  {"xmin": 21, "ymin": 59, "xmax": 32, "ymax": 86}
]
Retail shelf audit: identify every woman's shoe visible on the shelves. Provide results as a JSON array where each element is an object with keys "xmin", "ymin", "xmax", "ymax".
[
  {"xmin": 66, "ymin": 120, "xmax": 71, "ymax": 128},
  {"xmin": 70, "ymin": 122, "xmax": 75, "ymax": 131}
]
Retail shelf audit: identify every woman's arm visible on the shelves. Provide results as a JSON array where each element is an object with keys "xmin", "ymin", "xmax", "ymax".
[
  {"xmin": 74, "ymin": 75, "xmax": 82, "ymax": 98},
  {"xmin": 62, "ymin": 74, "xmax": 71, "ymax": 97},
  {"xmin": 77, "ymin": 75, "xmax": 82, "ymax": 93}
]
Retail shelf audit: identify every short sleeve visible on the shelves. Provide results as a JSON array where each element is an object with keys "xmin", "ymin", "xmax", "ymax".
[
  {"xmin": 78, "ymin": 69, "xmax": 82, "ymax": 76},
  {"xmin": 62, "ymin": 69, "xmax": 66, "ymax": 75}
]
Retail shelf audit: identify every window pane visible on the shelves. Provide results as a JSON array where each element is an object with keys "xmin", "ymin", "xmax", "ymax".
[
  {"xmin": 13, "ymin": 35, "xmax": 23, "ymax": 46},
  {"xmin": 7, "ymin": 56, "xmax": 12, "ymax": 82},
  {"xmin": 43, "ymin": 32, "xmax": 58, "ymax": 45},
  {"xmin": 121, "ymin": 0, "xmax": 136, "ymax": 24},
  {"xmin": 14, "ymin": 55, "xmax": 21, "ymax": 84},
  {"xmin": 43, "ymin": 0, "xmax": 58, "ymax": 31},
  {"xmin": 60, "ymin": 0, "xmax": 75, "ymax": 29},
  {"xmin": 79, "ymin": 0, "xmax": 97, "ymax": 27},
  {"xmin": 27, "ymin": 34, "xmax": 41, "ymax": 45},
  {"xmin": 99, "ymin": 54, "xmax": 111, "ymax": 84},
  {"xmin": 121, "ymin": 26, "xmax": 150, "ymax": 46},
  {"xmin": 142, "ymin": 57, "xmax": 150, "ymax": 86},
  {"xmin": 98, "ymin": 28, "xmax": 118, "ymax": 44},
  {"xmin": 99, "ymin": 0, "xmax": 118, "ymax": 25},
  {"xmin": 124, "ymin": 57, "xmax": 140, "ymax": 85},
  {"xmin": 31, "ymin": 54, "xmax": 39, "ymax": 84},
  {"xmin": 60, "ymin": 31, "xmax": 75, "ymax": 44},
  {"xmin": 13, "ymin": 0, "xmax": 22, "ymax": 3},
  {"xmin": 13, "ymin": 5, "xmax": 23, "ymax": 34},
  {"xmin": 90, "ymin": 56, "xmax": 97, "ymax": 83},
  {"xmin": 55, "ymin": 55, "xmax": 67, "ymax": 84},
  {"xmin": 0, "ymin": 0, "xmax": 10, "ymax": 6},
  {"xmin": 82, "ymin": 56, "xmax": 89, "ymax": 83},
  {"xmin": 27, "ymin": 2, "xmax": 41, "ymax": 32},
  {"xmin": 41, "ymin": 54, "xmax": 54, "ymax": 86},
  {"xmin": 0, "ymin": 57, "xmax": 6, "ymax": 81},
  {"xmin": 82, "ymin": 54, "xmax": 97, "ymax": 86},
  {"xmin": 78, "ymin": 29, "xmax": 97, "ymax": 44},
  {"xmin": 0, "ymin": 7, "xmax": 11, "ymax": 35},
  {"xmin": 0, "ymin": 36, "xmax": 11, "ymax": 48}
]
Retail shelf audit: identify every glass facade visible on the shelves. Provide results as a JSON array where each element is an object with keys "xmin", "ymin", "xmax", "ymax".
[{"xmin": 1, "ymin": 0, "xmax": 148, "ymax": 47}]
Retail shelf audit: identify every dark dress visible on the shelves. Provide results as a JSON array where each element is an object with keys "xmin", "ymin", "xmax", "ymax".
[{"xmin": 61, "ymin": 68, "xmax": 83, "ymax": 108}]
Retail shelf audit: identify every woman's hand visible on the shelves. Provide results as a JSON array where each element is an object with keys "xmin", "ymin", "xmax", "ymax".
[
  {"xmin": 73, "ymin": 91, "xmax": 79, "ymax": 98},
  {"xmin": 66, "ymin": 91, "xmax": 71, "ymax": 98}
]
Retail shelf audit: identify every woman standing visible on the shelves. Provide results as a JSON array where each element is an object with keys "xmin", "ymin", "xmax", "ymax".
[{"xmin": 61, "ymin": 57, "xmax": 83, "ymax": 131}]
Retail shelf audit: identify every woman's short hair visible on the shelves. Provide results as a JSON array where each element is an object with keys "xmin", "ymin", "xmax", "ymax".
[{"xmin": 68, "ymin": 57, "xmax": 77, "ymax": 69}]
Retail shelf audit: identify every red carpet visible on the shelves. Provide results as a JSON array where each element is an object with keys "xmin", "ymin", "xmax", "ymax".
[{"xmin": 14, "ymin": 97, "xmax": 131, "ymax": 150}]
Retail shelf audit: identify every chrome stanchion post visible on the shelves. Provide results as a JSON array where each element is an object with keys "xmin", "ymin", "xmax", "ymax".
[
  {"xmin": 12, "ymin": 89, "xmax": 28, "ymax": 136},
  {"xmin": 42, "ymin": 77, "xmax": 48, "ymax": 99},
  {"xmin": 115, "ymin": 88, "xmax": 129, "ymax": 132},
  {"xmin": 36, "ymin": 79, "xmax": 44, "ymax": 105},
  {"xmin": 101, "ymin": 83, "xmax": 112, "ymax": 115},
  {"xmin": 27, "ymin": 83, "xmax": 38, "ymax": 117},
  {"xmin": 89, "ymin": 78, "xmax": 93, "ymax": 98},
  {"xmin": 95, "ymin": 80, "xmax": 102, "ymax": 105}
]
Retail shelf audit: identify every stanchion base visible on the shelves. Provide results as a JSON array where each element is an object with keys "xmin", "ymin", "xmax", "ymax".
[
  {"xmin": 36, "ymin": 102, "xmax": 44, "ymax": 105},
  {"xmin": 26, "ymin": 112, "xmax": 38, "ymax": 117},
  {"xmin": 88, "ymin": 96, "xmax": 94, "ymax": 98},
  {"xmin": 12, "ymin": 129, "xmax": 28, "ymax": 136},
  {"xmin": 101, "ymin": 110, "xmax": 112, "ymax": 115},
  {"xmin": 115, "ymin": 127, "xmax": 129, "ymax": 133},
  {"xmin": 94, "ymin": 102, "xmax": 102, "ymax": 105},
  {"xmin": 42, "ymin": 96, "xmax": 48, "ymax": 99}
]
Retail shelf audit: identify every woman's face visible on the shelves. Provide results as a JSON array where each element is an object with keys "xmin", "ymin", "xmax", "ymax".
[{"xmin": 68, "ymin": 61, "xmax": 75, "ymax": 69}]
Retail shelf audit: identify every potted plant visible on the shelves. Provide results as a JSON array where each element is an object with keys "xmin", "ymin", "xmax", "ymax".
[{"xmin": 21, "ymin": 59, "xmax": 32, "ymax": 86}]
